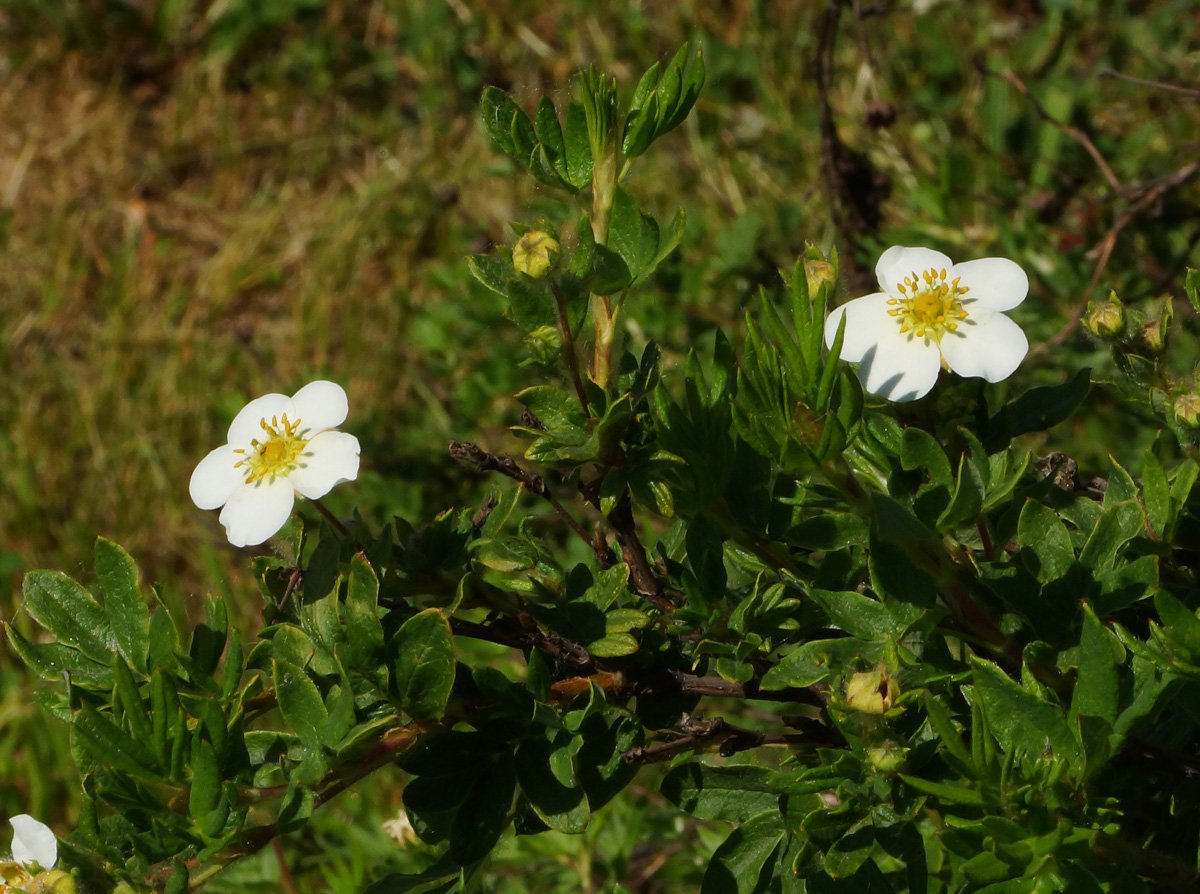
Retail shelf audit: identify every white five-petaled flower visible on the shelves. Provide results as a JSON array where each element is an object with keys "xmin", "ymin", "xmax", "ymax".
[
  {"xmin": 9, "ymin": 814, "xmax": 57, "ymax": 872},
  {"xmin": 824, "ymin": 245, "xmax": 1029, "ymax": 401},
  {"xmin": 189, "ymin": 380, "xmax": 361, "ymax": 547}
]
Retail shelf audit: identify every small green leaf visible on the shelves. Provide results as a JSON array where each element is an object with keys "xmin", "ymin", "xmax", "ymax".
[
  {"xmin": 808, "ymin": 590, "xmax": 897, "ymax": 640},
  {"xmin": 22, "ymin": 570, "xmax": 116, "ymax": 664},
  {"xmin": 4, "ymin": 623, "xmax": 112, "ymax": 685},
  {"xmin": 936, "ymin": 453, "xmax": 986, "ymax": 532},
  {"xmin": 563, "ymin": 100, "xmax": 593, "ymax": 188},
  {"xmin": 343, "ymin": 555, "xmax": 385, "ymax": 670},
  {"xmin": 534, "ymin": 96, "xmax": 567, "ymax": 178},
  {"xmin": 761, "ymin": 638, "xmax": 880, "ymax": 689},
  {"xmin": 515, "ymin": 385, "xmax": 587, "ymax": 431},
  {"xmin": 971, "ymin": 656, "xmax": 1081, "ymax": 764},
  {"xmin": 273, "ymin": 658, "xmax": 329, "ymax": 751},
  {"xmin": 95, "ymin": 538, "xmax": 150, "ymax": 672},
  {"xmin": 74, "ymin": 703, "xmax": 164, "ymax": 779},
  {"xmin": 700, "ymin": 810, "xmax": 784, "ymax": 894},
  {"xmin": 1142, "ymin": 450, "xmax": 1170, "ymax": 537},
  {"xmin": 467, "ymin": 255, "xmax": 509, "ymax": 297},
  {"xmin": 1185, "ymin": 267, "xmax": 1199, "ymax": 313},
  {"xmin": 515, "ymin": 736, "xmax": 589, "ymax": 833},
  {"xmin": 450, "ymin": 751, "xmax": 516, "ymax": 865},
  {"xmin": 1070, "ymin": 604, "xmax": 1122, "ymax": 727},
  {"xmin": 188, "ymin": 738, "xmax": 221, "ymax": 820},
  {"xmin": 277, "ymin": 782, "xmax": 315, "ymax": 835},
  {"xmin": 1017, "ymin": 500, "xmax": 1075, "ymax": 583},
  {"xmin": 1078, "ymin": 500, "xmax": 1144, "ymax": 574},
  {"xmin": 607, "ymin": 186, "xmax": 659, "ymax": 280},
  {"xmin": 900, "ymin": 428, "xmax": 953, "ymax": 488},
  {"xmin": 661, "ymin": 763, "xmax": 779, "ymax": 823},
  {"xmin": 393, "ymin": 609, "xmax": 456, "ymax": 721},
  {"xmin": 898, "ymin": 774, "xmax": 986, "ymax": 806}
]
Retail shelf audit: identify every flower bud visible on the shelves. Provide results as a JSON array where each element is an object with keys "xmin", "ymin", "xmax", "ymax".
[
  {"xmin": 523, "ymin": 325, "xmax": 563, "ymax": 365},
  {"xmin": 866, "ymin": 744, "xmax": 908, "ymax": 773},
  {"xmin": 26, "ymin": 870, "xmax": 78, "ymax": 894},
  {"xmin": 1173, "ymin": 394, "xmax": 1200, "ymax": 428},
  {"xmin": 804, "ymin": 259, "xmax": 837, "ymax": 300},
  {"xmin": 1083, "ymin": 292, "xmax": 1125, "ymax": 339},
  {"xmin": 845, "ymin": 665, "xmax": 898, "ymax": 715},
  {"xmin": 512, "ymin": 231, "xmax": 560, "ymax": 279},
  {"xmin": 1136, "ymin": 297, "xmax": 1173, "ymax": 355}
]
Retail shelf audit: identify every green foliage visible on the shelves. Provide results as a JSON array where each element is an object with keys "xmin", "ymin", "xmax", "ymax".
[{"xmin": 7, "ymin": 10, "xmax": 1200, "ymax": 894}]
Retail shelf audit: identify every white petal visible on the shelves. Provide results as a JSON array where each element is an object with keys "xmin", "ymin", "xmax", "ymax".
[
  {"xmin": 875, "ymin": 246, "xmax": 955, "ymax": 297},
  {"xmin": 10, "ymin": 815, "xmax": 56, "ymax": 869},
  {"xmin": 290, "ymin": 380, "xmax": 349, "ymax": 436},
  {"xmin": 824, "ymin": 294, "xmax": 896, "ymax": 363},
  {"xmin": 858, "ymin": 327, "xmax": 943, "ymax": 401},
  {"xmin": 227, "ymin": 393, "xmax": 294, "ymax": 447},
  {"xmin": 939, "ymin": 313, "xmax": 1028, "ymax": 382},
  {"xmin": 189, "ymin": 445, "xmax": 247, "ymax": 510},
  {"xmin": 290, "ymin": 431, "xmax": 361, "ymax": 499},
  {"xmin": 218, "ymin": 478, "xmax": 295, "ymax": 547},
  {"xmin": 951, "ymin": 257, "xmax": 1029, "ymax": 312}
]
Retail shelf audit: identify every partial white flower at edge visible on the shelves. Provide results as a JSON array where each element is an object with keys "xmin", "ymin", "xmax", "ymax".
[
  {"xmin": 9, "ymin": 814, "xmax": 57, "ymax": 871},
  {"xmin": 189, "ymin": 380, "xmax": 361, "ymax": 547},
  {"xmin": 824, "ymin": 245, "xmax": 1029, "ymax": 401}
]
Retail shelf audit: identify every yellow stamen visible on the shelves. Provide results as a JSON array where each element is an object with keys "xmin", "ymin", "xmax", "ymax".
[
  {"xmin": 239, "ymin": 412, "xmax": 309, "ymax": 485},
  {"xmin": 888, "ymin": 266, "xmax": 971, "ymax": 344}
]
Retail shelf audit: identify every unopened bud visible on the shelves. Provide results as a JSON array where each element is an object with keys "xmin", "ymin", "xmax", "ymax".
[
  {"xmin": 26, "ymin": 870, "xmax": 78, "ymax": 894},
  {"xmin": 804, "ymin": 259, "xmax": 836, "ymax": 299},
  {"xmin": 523, "ymin": 325, "xmax": 563, "ymax": 366},
  {"xmin": 512, "ymin": 231, "xmax": 560, "ymax": 279},
  {"xmin": 1174, "ymin": 394, "xmax": 1200, "ymax": 428},
  {"xmin": 845, "ymin": 665, "xmax": 898, "ymax": 715},
  {"xmin": 866, "ymin": 744, "xmax": 908, "ymax": 773},
  {"xmin": 1084, "ymin": 293, "xmax": 1125, "ymax": 339},
  {"xmin": 1137, "ymin": 297, "xmax": 1173, "ymax": 355}
]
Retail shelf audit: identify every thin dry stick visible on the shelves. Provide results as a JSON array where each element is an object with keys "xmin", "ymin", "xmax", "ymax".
[{"xmin": 1100, "ymin": 68, "xmax": 1200, "ymax": 100}]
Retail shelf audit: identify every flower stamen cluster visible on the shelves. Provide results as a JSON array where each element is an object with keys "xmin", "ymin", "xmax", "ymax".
[
  {"xmin": 888, "ymin": 268, "xmax": 970, "ymax": 341},
  {"xmin": 235, "ymin": 414, "xmax": 308, "ymax": 485}
]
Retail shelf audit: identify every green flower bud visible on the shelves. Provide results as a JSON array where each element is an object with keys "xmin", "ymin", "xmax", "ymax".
[
  {"xmin": 845, "ymin": 666, "xmax": 898, "ymax": 715},
  {"xmin": 1173, "ymin": 394, "xmax": 1200, "ymax": 428},
  {"xmin": 26, "ymin": 870, "xmax": 78, "ymax": 894},
  {"xmin": 512, "ymin": 231, "xmax": 560, "ymax": 279},
  {"xmin": 1083, "ymin": 292, "xmax": 1125, "ymax": 339},
  {"xmin": 804, "ymin": 259, "xmax": 837, "ymax": 299},
  {"xmin": 523, "ymin": 325, "xmax": 563, "ymax": 365},
  {"xmin": 866, "ymin": 744, "xmax": 908, "ymax": 773}
]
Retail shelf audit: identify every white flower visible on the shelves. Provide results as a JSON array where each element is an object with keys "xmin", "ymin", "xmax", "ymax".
[
  {"xmin": 9, "ymin": 814, "xmax": 56, "ymax": 871},
  {"xmin": 824, "ymin": 245, "xmax": 1029, "ymax": 401},
  {"xmin": 189, "ymin": 380, "xmax": 361, "ymax": 547}
]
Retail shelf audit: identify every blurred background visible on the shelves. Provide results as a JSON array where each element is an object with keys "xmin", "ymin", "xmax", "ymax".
[{"xmin": 1, "ymin": 0, "xmax": 1197, "ymax": 890}]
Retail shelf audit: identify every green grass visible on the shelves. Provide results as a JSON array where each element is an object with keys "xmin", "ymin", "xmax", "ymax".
[{"xmin": 1, "ymin": 0, "xmax": 1197, "ymax": 887}]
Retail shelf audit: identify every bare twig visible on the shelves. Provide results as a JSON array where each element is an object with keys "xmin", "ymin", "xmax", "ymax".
[
  {"xmin": 607, "ymin": 493, "xmax": 676, "ymax": 613},
  {"xmin": 451, "ymin": 615, "xmax": 595, "ymax": 672},
  {"xmin": 622, "ymin": 716, "xmax": 798, "ymax": 764},
  {"xmin": 1100, "ymin": 68, "xmax": 1200, "ymax": 100},
  {"xmin": 448, "ymin": 440, "xmax": 598, "ymax": 556}
]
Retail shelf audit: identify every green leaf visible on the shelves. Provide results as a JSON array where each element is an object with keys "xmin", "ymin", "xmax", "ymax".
[
  {"xmin": 607, "ymin": 186, "xmax": 659, "ymax": 280},
  {"xmin": 95, "ymin": 537, "xmax": 150, "ymax": 672},
  {"xmin": 515, "ymin": 736, "xmax": 589, "ymax": 833},
  {"xmin": 188, "ymin": 738, "xmax": 221, "ymax": 820},
  {"xmin": 898, "ymin": 774, "xmax": 986, "ymax": 806},
  {"xmin": 1070, "ymin": 604, "xmax": 1122, "ymax": 726},
  {"xmin": 661, "ymin": 763, "xmax": 779, "ymax": 823},
  {"xmin": 273, "ymin": 658, "xmax": 329, "ymax": 751},
  {"xmin": 970, "ymin": 656, "xmax": 1081, "ymax": 764},
  {"xmin": 900, "ymin": 428, "xmax": 953, "ymax": 488},
  {"xmin": 534, "ymin": 96, "xmax": 567, "ymax": 178},
  {"xmin": 23, "ymin": 570, "xmax": 116, "ymax": 664},
  {"xmin": 467, "ymin": 255, "xmax": 509, "ymax": 297},
  {"xmin": 808, "ymin": 590, "xmax": 897, "ymax": 640},
  {"xmin": 987, "ymin": 368, "xmax": 1090, "ymax": 445},
  {"xmin": 1142, "ymin": 450, "xmax": 1170, "ymax": 537},
  {"xmin": 393, "ymin": 609, "xmax": 456, "ymax": 721},
  {"xmin": 825, "ymin": 825, "xmax": 876, "ymax": 879},
  {"xmin": 761, "ymin": 638, "xmax": 881, "ymax": 690},
  {"xmin": 563, "ymin": 100, "xmax": 593, "ymax": 189},
  {"xmin": 450, "ymin": 751, "xmax": 516, "ymax": 865},
  {"xmin": 700, "ymin": 810, "xmax": 785, "ymax": 894},
  {"xmin": 656, "ymin": 44, "xmax": 705, "ymax": 136},
  {"xmin": 479, "ymin": 86, "xmax": 525, "ymax": 158},
  {"xmin": 277, "ymin": 782, "xmax": 315, "ymax": 835},
  {"xmin": 1017, "ymin": 500, "xmax": 1075, "ymax": 583},
  {"xmin": 1153, "ymin": 590, "xmax": 1200, "ymax": 657},
  {"xmin": 936, "ymin": 453, "xmax": 986, "ymax": 532},
  {"xmin": 74, "ymin": 703, "xmax": 164, "ymax": 779},
  {"xmin": 343, "ymin": 555, "xmax": 385, "ymax": 670},
  {"xmin": 1078, "ymin": 501, "xmax": 1144, "ymax": 574},
  {"xmin": 4, "ymin": 623, "xmax": 112, "ymax": 685},
  {"xmin": 516, "ymin": 385, "xmax": 587, "ymax": 431},
  {"xmin": 1103, "ymin": 456, "xmax": 1138, "ymax": 508},
  {"xmin": 621, "ymin": 90, "xmax": 659, "ymax": 158},
  {"xmin": 1185, "ymin": 267, "xmax": 1199, "ymax": 314}
]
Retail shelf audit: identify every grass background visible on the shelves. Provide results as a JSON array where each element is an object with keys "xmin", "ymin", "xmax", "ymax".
[{"xmin": 1, "ymin": 0, "xmax": 1197, "ymax": 890}]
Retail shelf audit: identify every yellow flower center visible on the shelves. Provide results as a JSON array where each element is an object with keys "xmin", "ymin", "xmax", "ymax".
[
  {"xmin": 886, "ymin": 267, "xmax": 970, "ymax": 342},
  {"xmin": 234, "ymin": 414, "xmax": 308, "ymax": 485}
]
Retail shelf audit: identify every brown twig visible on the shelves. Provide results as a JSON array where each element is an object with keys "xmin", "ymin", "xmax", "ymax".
[
  {"xmin": 607, "ymin": 493, "xmax": 676, "ymax": 613},
  {"xmin": 448, "ymin": 440, "xmax": 598, "ymax": 556},
  {"xmin": 1099, "ymin": 67, "xmax": 1200, "ymax": 100},
  {"xmin": 622, "ymin": 716, "xmax": 798, "ymax": 764},
  {"xmin": 994, "ymin": 67, "xmax": 1122, "ymax": 192},
  {"xmin": 450, "ymin": 615, "xmax": 595, "ymax": 672}
]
